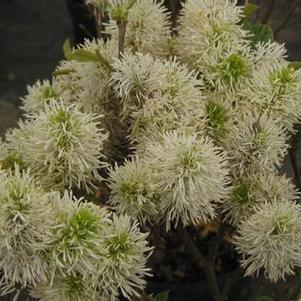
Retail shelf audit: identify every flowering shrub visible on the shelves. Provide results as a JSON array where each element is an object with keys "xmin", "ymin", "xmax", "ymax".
[{"xmin": 1, "ymin": 0, "xmax": 301, "ymax": 300}]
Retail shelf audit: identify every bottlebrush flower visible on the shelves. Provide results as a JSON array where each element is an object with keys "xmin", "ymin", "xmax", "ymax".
[
  {"xmin": 0, "ymin": 136, "xmax": 26, "ymax": 172},
  {"xmin": 108, "ymin": 157, "xmax": 160, "ymax": 222},
  {"xmin": 252, "ymin": 41, "xmax": 287, "ymax": 71},
  {"xmin": 100, "ymin": 214, "xmax": 152, "ymax": 300},
  {"xmin": 54, "ymin": 39, "xmax": 117, "ymax": 114},
  {"xmin": 50, "ymin": 192, "xmax": 111, "ymax": 277},
  {"xmin": 112, "ymin": 54, "xmax": 205, "ymax": 144},
  {"xmin": 177, "ymin": 0, "xmax": 249, "ymax": 70},
  {"xmin": 20, "ymin": 101, "xmax": 108, "ymax": 191},
  {"xmin": 0, "ymin": 168, "xmax": 55, "ymax": 287},
  {"xmin": 223, "ymin": 171, "xmax": 299, "ymax": 225},
  {"xmin": 234, "ymin": 199, "xmax": 301, "ymax": 282},
  {"xmin": 107, "ymin": 0, "xmax": 170, "ymax": 56},
  {"xmin": 205, "ymin": 50, "xmax": 253, "ymax": 92},
  {"xmin": 21, "ymin": 79, "xmax": 60, "ymax": 117},
  {"xmin": 111, "ymin": 53, "xmax": 163, "ymax": 116},
  {"xmin": 128, "ymin": 92, "xmax": 206, "ymax": 154},
  {"xmin": 143, "ymin": 131, "xmax": 230, "ymax": 229},
  {"xmin": 30, "ymin": 272, "xmax": 108, "ymax": 301},
  {"xmin": 203, "ymin": 92, "xmax": 236, "ymax": 140},
  {"xmin": 224, "ymin": 111, "xmax": 289, "ymax": 173},
  {"xmin": 244, "ymin": 62, "xmax": 301, "ymax": 131}
]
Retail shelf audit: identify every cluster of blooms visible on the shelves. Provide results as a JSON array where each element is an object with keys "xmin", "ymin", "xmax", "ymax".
[
  {"xmin": 0, "ymin": 168, "xmax": 151, "ymax": 300},
  {"xmin": 2, "ymin": 0, "xmax": 301, "ymax": 299}
]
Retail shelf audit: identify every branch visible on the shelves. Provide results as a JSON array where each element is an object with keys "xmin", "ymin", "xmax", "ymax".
[
  {"xmin": 274, "ymin": 0, "xmax": 298, "ymax": 38},
  {"xmin": 221, "ymin": 267, "xmax": 243, "ymax": 299},
  {"xmin": 208, "ymin": 222, "xmax": 227, "ymax": 264},
  {"xmin": 289, "ymin": 148, "xmax": 301, "ymax": 190},
  {"xmin": 117, "ymin": 21, "xmax": 127, "ymax": 59},
  {"xmin": 177, "ymin": 226, "xmax": 223, "ymax": 301},
  {"xmin": 260, "ymin": 0, "xmax": 275, "ymax": 24}
]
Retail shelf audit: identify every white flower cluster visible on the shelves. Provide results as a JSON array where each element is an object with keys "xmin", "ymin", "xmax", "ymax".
[
  {"xmin": 2, "ymin": 0, "xmax": 301, "ymax": 299},
  {"xmin": 0, "ymin": 171, "xmax": 151, "ymax": 300}
]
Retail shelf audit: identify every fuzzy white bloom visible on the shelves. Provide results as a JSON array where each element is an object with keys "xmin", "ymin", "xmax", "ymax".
[
  {"xmin": 129, "ymin": 93, "xmax": 205, "ymax": 152},
  {"xmin": 112, "ymin": 53, "xmax": 205, "ymax": 143},
  {"xmin": 252, "ymin": 41, "xmax": 287, "ymax": 71},
  {"xmin": 20, "ymin": 101, "xmax": 108, "ymax": 191},
  {"xmin": 244, "ymin": 62, "xmax": 301, "ymax": 131},
  {"xmin": 0, "ymin": 168, "xmax": 55, "ymax": 287},
  {"xmin": 0, "ymin": 138, "xmax": 27, "ymax": 172},
  {"xmin": 177, "ymin": 0, "xmax": 249, "ymax": 70},
  {"xmin": 223, "ymin": 172, "xmax": 299, "ymax": 225},
  {"xmin": 234, "ymin": 199, "xmax": 301, "ymax": 282},
  {"xmin": 50, "ymin": 191, "xmax": 111, "ymax": 278},
  {"xmin": 224, "ymin": 111, "xmax": 289, "ymax": 173},
  {"xmin": 21, "ymin": 79, "xmax": 61, "ymax": 117},
  {"xmin": 111, "ymin": 53, "xmax": 164, "ymax": 116},
  {"xmin": 100, "ymin": 214, "xmax": 152, "ymax": 300},
  {"xmin": 5, "ymin": 120, "xmax": 31, "ymax": 153},
  {"xmin": 108, "ymin": 158, "xmax": 160, "ymax": 222},
  {"xmin": 54, "ymin": 39, "xmax": 117, "ymax": 114},
  {"xmin": 0, "ymin": 140, "xmax": 8, "ymax": 162},
  {"xmin": 143, "ymin": 131, "xmax": 230, "ymax": 229},
  {"xmin": 30, "ymin": 272, "xmax": 108, "ymax": 301},
  {"xmin": 107, "ymin": 0, "xmax": 170, "ymax": 56}
]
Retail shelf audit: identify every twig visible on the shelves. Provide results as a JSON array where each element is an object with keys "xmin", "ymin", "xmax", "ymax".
[
  {"xmin": 94, "ymin": 8, "xmax": 102, "ymax": 39},
  {"xmin": 117, "ymin": 21, "xmax": 127, "ymax": 58},
  {"xmin": 221, "ymin": 267, "xmax": 243, "ymax": 299},
  {"xmin": 177, "ymin": 226, "xmax": 223, "ymax": 301},
  {"xmin": 208, "ymin": 222, "xmax": 227, "ymax": 264},
  {"xmin": 290, "ymin": 148, "xmax": 301, "ymax": 190},
  {"xmin": 260, "ymin": 0, "xmax": 275, "ymax": 24},
  {"xmin": 274, "ymin": 0, "xmax": 299, "ymax": 38},
  {"xmin": 177, "ymin": 226, "xmax": 208, "ymax": 269}
]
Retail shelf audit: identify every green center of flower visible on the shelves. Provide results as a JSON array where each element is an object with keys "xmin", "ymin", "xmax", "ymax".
[
  {"xmin": 272, "ymin": 214, "xmax": 294, "ymax": 235},
  {"xmin": 120, "ymin": 180, "xmax": 148, "ymax": 203},
  {"xmin": 40, "ymin": 85, "xmax": 57, "ymax": 101},
  {"xmin": 215, "ymin": 54, "xmax": 249, "ymax": 85},
  {"xmin": 108, "ymin": 232, "xmax": 131, "ymax": 257},
  {"xmin": 68, "ymin": 208, "xmax": 98, "ymax": 241},
  {"xmin": 50, "ymin": 110, "xmax": 80, "ymax": 149},
  {"xmin": 51, "ymin": 110, "xmax": 72, "ymax": 124},
  {"xmin": 206, "ymin": 101, "xmax": 227, "ymax": 136},
  {"xmin": 269, "ymin": 67, "xmax": 296, "ymax": 88},
  {"xmin": 66, "ymin": 275, "xmax": 85, "ymax": 298},
  {"xmin": 1, "ymin": 152, "xmax": 26, "ymax": 172},
  {"xmin": 178, "ymin": 149, "xmax": 197, "ymax": 171},
  {"xmin": 231, "ymin": 182, "xmax": 250, "ymax": 205}
]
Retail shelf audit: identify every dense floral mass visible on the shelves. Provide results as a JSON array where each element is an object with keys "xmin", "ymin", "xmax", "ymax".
[{"xmin": 1, "ymin": 0, "xmax": 301, "ymax": 300}]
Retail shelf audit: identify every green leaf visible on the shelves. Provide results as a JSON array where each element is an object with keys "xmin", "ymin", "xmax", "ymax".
[
  {"xmin": 243, "ymin": 20, "xmax": 273, "ymax": 47},
  {"xmin": 95, "ymin": 49, "xmax": 113, "ymax": 71},
  {"xmin": 52, "ymin": 68, "xmax": 74, "ymax": 76},
  {"xmin": 243, "ymin": 3, "xmax": 258, "ymax": 18},
  {"xmin": 63, "ymin": 38, "xmax": 100, "ymax": 63},
  {"xmin": 153, "ymin": 291, "xmax": 169, "ymax": 301},
  {"xmin": 63, "ymin": 38, "xmax": 73, "ymax": 60},
  {"xmin": 68, "ymin": 49, "xmax": 100, "ymax": 63},
  {"xmin": 288, "ymin": 61, "xmax": 301, "ymax": 71}
]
